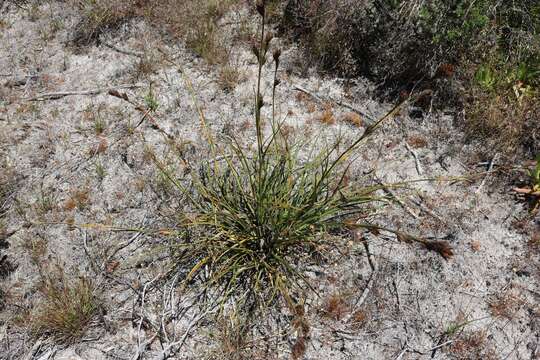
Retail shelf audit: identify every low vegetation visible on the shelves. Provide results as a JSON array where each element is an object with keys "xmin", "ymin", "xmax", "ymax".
[
  {"xmin": 1, "ymin": 0, "xmax": 536, "ymax": 357},
  {"xmin": 70, "ymin": 0, "xmax": 247, "ymax": 90},
  {"xmin": 31, "ymin": 271, "xmax": 99, "ymax": 344},
  {"xmin": 70, "ymin": 0, "xmax": 135, "ymax": 48},
  {"xmin": 158, "ymin": 1, "xmax": 452, "ymax": 314},
  {"xmin": 514, "ymin": 155, "xmax": 540, "ymax": 211},
  {"xmin": 281, "ymin": 0, "xmax": 540, "ymax": 157}
]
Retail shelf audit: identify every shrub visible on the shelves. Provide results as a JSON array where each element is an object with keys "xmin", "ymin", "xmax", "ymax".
[
  {"xmin": 280, "ymin": 0, "xmax": 540, "ymax": 157},
  {"xmin": 160, "ymin": 1, "xmax": 452, "ymax": 312}
]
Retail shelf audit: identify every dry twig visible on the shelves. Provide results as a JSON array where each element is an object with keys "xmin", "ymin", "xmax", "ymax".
[
  {"xmin": 476, "ymin": 153, "xmax": 499, "ymax": 193},
  {"xmin": 27, "ymin": 84, "xmax": 143, "ymax": 101},
  {"xmin": 102, "ymin": 41, "xmax": 144, "ymax": 58},
  {"xmin": 405, "ymin": 142, "xmax": 423, "ymax": 175}
]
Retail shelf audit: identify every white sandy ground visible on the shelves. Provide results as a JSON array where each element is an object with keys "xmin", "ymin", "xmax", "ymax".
[{"xmin": 0, "ymin": 2, "xmax": 539, "ymax": 359}]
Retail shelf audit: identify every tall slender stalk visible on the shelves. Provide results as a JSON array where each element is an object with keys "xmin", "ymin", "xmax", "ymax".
[{"xmin": 254, "ymin": 5, "xmax": 266, "ymax": 164}]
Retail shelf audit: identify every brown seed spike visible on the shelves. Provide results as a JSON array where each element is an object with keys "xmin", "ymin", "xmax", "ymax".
[
  {"xmin": 424, "ymin": 240, "xmax": 454, "ymax": 260},
  {"xmin": 292, "ymin": 336, "xmax": 306, "ymax": 360},
  {"xmin": 264, "ymin": 32, "xmax": 273, "ymax": 50},
  {"xmin": 273, "ymin": 48, "xmax": 281, "ymax": 66},
  {"xmin": 251, "ymin": 45, "xmax": 260, "ymax": 61},
  {"xmin": 256, "ymin": 0, "xmax": 265, "ymax": 17},
  {"xmin": 108, "ymin": 90, "xmax": 129, "ymax": 101}
]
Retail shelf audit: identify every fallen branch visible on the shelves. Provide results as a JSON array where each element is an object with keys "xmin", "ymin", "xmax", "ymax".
[
  {"xmin": 427, "ymin": 340, "xmax": 454, "ymax": 353},
  {"xmin": 293, "ymin": 84, "xmax": 323, "ymax": 102},
  {"xmin": 350, "ymin": 222, "xmax": 454, "ymax": 259},
  {"xmin": 513, "ymin": 187, "xmax": 540, "ymax": 196},
  {"xmin": 27, "ymin": 84, "xmax": 143, "ymax": 101}
]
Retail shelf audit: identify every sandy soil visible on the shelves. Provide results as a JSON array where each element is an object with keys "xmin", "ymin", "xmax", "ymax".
[{"xmin": 0, "ymin": 2, "xmax": 538, "ymax": 359}]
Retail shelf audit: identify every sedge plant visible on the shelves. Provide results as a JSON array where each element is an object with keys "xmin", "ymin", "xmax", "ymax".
[{"xmin": 163, "ymin": 0, "xmax": 453, "ymax": 310}]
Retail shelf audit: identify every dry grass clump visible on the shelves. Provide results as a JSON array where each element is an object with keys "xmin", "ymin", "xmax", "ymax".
[
  {"xmin": 448, "ymin": 330, "xmax": 499, "ymax": 360},
  {"xmin": 321, "ymin": 293, "xmax": 349, "ymax": 321},
  {"xmin": 465, "ymin": 69, "xmax": 540, "ymax": 156},
  {"xmin": 529, "ymin": 231, "xmax": 540, "ymax": 250},
  {"xmin": 206, "ymin": 312, "xmax": 256, "ymax": 360},
  {"xmin": 218, "ymin": 65, "xmax": 242, "ymax": 92},
  {"xmin": 0, "ymin": 160, "xmax": 15, "ymax": 248},
  {"xmin": 71, "ymin": 0, "xmax": 247, "ymax": 92},
  {"xmin": 133, "ymin": 55, "xmax": 158, "ymax": 79},
  {"xmin": 142, "ymin": 0, "xmax": 240, "ymax": 65},
  {"xmin": 31, "ymin": 272, "xmax": 99, "ymax": 344},
  {"xmin": 70, "ymin": 0, "xmax": 138, "ymax": 48},
  {"xmin": 407, "ymin": 135, "xmax": 428, "ymax": 149},
  {"xmin": 488, "ymin": 289, "xmax": 525, "ymax": 320},
  {"xmin": 317, "ymin": 106, "xmax": 336, "ymax": 125},
  {"xmin": 290, "ymin": 303, "xmax": 309, "ymax": 360},
  {"xmin": 513, "ymin": 155, "xmax": 540, "ymax": 211},
  {"xmin": 0, "ymin": 161, "xmax": 16, "ymax": 280},
  {"xmin": 340, "ymin": 112, "xmax": 362, "ymax": 127},
  {"xmin": 70, "ymin": 0, "xmax": 239, "ymax": 58},
  {"xmin": 64, "ymin": 188, "xmax": 90, "ymax": 211}
]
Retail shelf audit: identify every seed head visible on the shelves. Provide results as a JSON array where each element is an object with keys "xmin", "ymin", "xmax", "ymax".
[
  {"xmin": 273, "ymin": 48, "xmax": 281, "ymax": 66},
  {"xmin": 251, "ymin": 44, "xmax": 260, "ymax": 61},
  {"xmin": 256, "ymin": 0, "xmax": 265, "ymax": 17},
  {"xmin": 264, "ymin": 32, "xmax": 274, "ymax": 52},
  {"xmin": 424, "ymin": 240, "xmax": 454, "ymax": 260}
]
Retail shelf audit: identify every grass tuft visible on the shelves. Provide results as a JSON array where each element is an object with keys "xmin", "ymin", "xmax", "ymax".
[
  {"xmin": 31, "ymin": 272, "xmax": 99, "ymax": 344},
  {"xmin": 218, "ymin": 65, "xmax": 242, "ymax": 92},
  {"xmin": 71, "ymin": 0, "xmax": 135, "ymax": 48}
]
